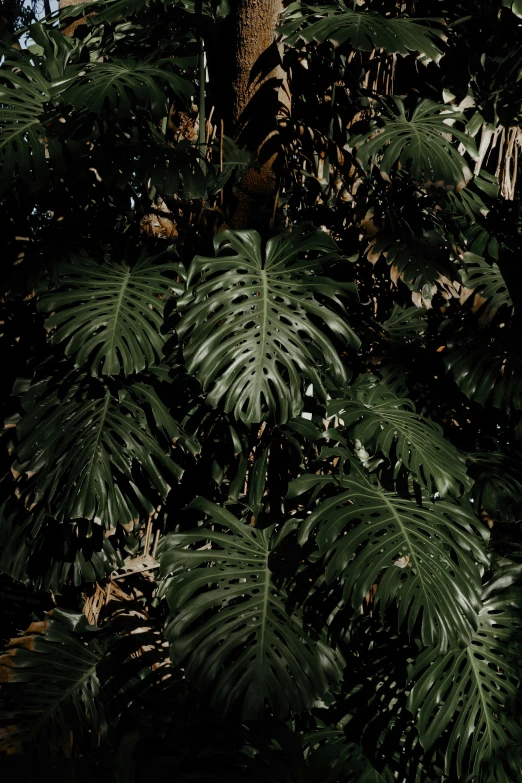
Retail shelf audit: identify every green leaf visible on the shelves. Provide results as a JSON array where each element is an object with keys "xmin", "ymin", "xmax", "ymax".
[
  {"xmin": 281, "ymin": 5, "xmax": 444, "ymax": 62},
  {"xmin": 444, "ymin": 329, "xmax": 522, "ymax": 412},
  {"xmin": 459, "ymin": 252, "xmax": 512, "ymax": 313},
  {"xmin": 0, "ymin": 609, "xmax": 105, "ymax": 753},
  {"xmin": 177, "ymin": 226, "xmax": 360, "ymax": 425},
  {"xmin": 468, "ymin": 451, "xmax": 522, "ymax": 525},
  {"xmin": 0, "ymin": 499, "xmax": 123, "ymax": 593},
  {"xmin": 408, "ymin": 568, "xmax": 522, "ymax": 778},
  {"xmin": 379, "ymin": 304, "xmax": 427, "ymax": 341},
  {"xmin": 160, "ymin": 497, "xmax": 342, "ymax": 719},
  {"xmin": 329, "ymin": 375, "xmax": 472, "ymax": 497},
  {"xmin": 38, "ymin": 248, "xmax": 183, "ymax": 377},
  {"xmin": 207, "ymin": 135, "xmax": 254, "ymax": 196},
  {"xmin": 0, "ymin": 55, "xmax": 70, "ymax": 193},
  {"xmin": 64, "ymin": 58, "xmax": 193, "ymax": 119},
  {"xmin": 354, "ymin": 99, "xmax": 477, "ymax": 190},
  {"xmin": 11, "ymin": 373, "xmax": 197, "ymax": 526},
  {"xmin": 151, "ymin": 137, "xmax": 208, "ymax": 200},
  {"xmin": 298, "ymin": 461, "xmax": 488, "ymax": 649},
  {"xmin": 503, "ymin": 0, "xmax": 522, "ymax": 18},
  {"xmin": 368, "ymin": 230, "xmax": 458, "ymax": 307}
]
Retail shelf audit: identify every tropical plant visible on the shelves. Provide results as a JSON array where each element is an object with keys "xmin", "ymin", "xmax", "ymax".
[{"xmin": 1, "ymin": 1, "xmax": 522, "ymax": 782}]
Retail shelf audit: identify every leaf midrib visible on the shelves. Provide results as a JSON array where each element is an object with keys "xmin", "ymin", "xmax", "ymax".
[
  {"xmin": 82, "ymin": 389, "xmax": 111, "ymax": 495},
  {"xmin": 466, "ymin": 643, "xmax": 496, "ymax": 759},
  {"xmin": 106, "ymin": 267, "xmax": 131, "ymax": 363},
  {"xmin": 253, "ymin": 269, "xmax": 270, "ymax": 397},
  {"xmin": 28, "ymin": 646, "xmax": 101, "ymax": 735},
  {"xmin": 256, "ymin": 548, "xmax": 271, "ymax": 685},
  {"xmin": 378, "ymin": 486, "xmax": 429, "ymax": 595}
]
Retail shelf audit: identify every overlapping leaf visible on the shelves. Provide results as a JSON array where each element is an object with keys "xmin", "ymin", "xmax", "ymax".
[
  {"xmin": 328, "ymin": 376, "xmax": 472, "ymax": 497},
  {"xmin": 444, "ymin": 329, "xmax": 522, "ymax": 412},
  {"xmin": 64, "ymin": 59, "xmax": 193, "ymax": 119},
  {"xmin": 0, "ymin": 500, "xmax": 122, "ymax": 593},
  {"xmin": 459, "ymin": 252, "xmax": 512, "ymax": 314},
  {"xmin": 207, "ymin": 135, "xmax": 254, "ymax": 196},
  {"xmin": 408, "ymin": 568, "xmax": 522, "ymax": 779},
  {"xmin": 368, "ymin": 230, "xmax": 458, "ymax": 307},
  {"xmin": 161, "ymin": 497, "xmax": 342, "ymax": 719},
  {"xmin": 38, "ymin": 248, "xmax": 182, "ymax": 376},
  {"xmin": 379, "ymin": 304, "xmax": 427, "ymax": 341},
  {"xmin": 0, "ymin": 609, "xmax": 105, "ymax": 753},
  {"xmin": 281, "ymin": 4, "xmax": 444, "ymax": 62},
  {"xmin": 354, "ymin": 99, "xmax": 477, "ymax": 189},
  {"xmin": 468, "ymin": 451, "xmax": 522, "ymax": 525},
  {"xmin": 295, "ymin": 462, "xmax": 488, "ymax": 649},
  {"xmin": 177, "ymin": 226, "xmax": 360, "ymax": 425},
  {"xmin": 0, "ymin": 55, "xmax": 71, "ymax": 193},
  {"xmin": 9, "ymin": 373, "xmax": 198, "ymax": 526}
]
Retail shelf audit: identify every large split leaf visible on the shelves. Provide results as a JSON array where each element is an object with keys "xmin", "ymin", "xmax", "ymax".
[
  {"xmin": 0, "ymin": 54, "xmax": 71, "ymax": 193},
  {"xmin": 0, "ymin": 499, "xmax": 123, "ymax": 594},
  {"xmin": 444, "ymin": 327, "xmax": 522, "ymax": 412},
  {"xmin": 281, "ymin": 4, "xmax": 444, "ymax": 62},
  {"xmin": 295, "ymin": 462, "xmax": 487, "ymax": 649},
  {"xmin": 459, "ymin": 252, "xmax": 512, "ymax": 314},
  {"xmin": 0, "ymin": 609, "xmax": 105, "ymax": 753},
  {"xmin": 467, "ymin": 451, "xmax": 522, "ymax": 525},
  {"xmin": 408, "ymin": 568, "xmax": 522, "ymax": 779},
  {"xmin": 64, "ymin": 58, "xmax": 193, "ymax": 120},
  {"xmin": 354, "ymin": 99, "xmax": 477, "ymax": 190},
  {"xmin": 177, "ymin": 226, "xmax": 360, "ymax": 425},
  {"xmin": 160, "ymin": 497, "xmax": 342, "ymax": 719},
  {"xmin": 379, "ymin": 304, "xmax": 427, "ymax": 342},
  {"xmin": 9, "ymin": 373, "xmax": 198, "ymax": 526},
  {"xmin": 328, "ymin": 376, "xmax": 472, "ymax": 497},
  {"xmin": 367, "ymin": 230, "xmax": 458, "ymax": 307},
  {"xmin": 38, "ymin": 248, "xmax": 182, "ymax": 377}
]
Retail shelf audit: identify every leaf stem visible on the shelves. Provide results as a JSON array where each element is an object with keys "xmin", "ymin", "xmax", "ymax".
[{"xmin": 197, "ymin": 1, "xmax": 207, "ymax": 173}]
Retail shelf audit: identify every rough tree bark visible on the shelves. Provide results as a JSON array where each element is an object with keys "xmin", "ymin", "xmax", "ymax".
[
  {"xmin": 59, "ymin": 0, "xmax": 87, "ymax": 37},
  {"xmin": 229, "ymin": 0, "xmax": 290, "ymax": 229}
]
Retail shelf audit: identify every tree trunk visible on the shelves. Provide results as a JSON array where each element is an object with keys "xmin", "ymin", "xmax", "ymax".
[
  {"xmin": 59, "ymin": 0, "xmax": 87, "ymax": 37},
  {"xmin": 229, "ymin": 0, "xmax": 290, "ymax": 230}
]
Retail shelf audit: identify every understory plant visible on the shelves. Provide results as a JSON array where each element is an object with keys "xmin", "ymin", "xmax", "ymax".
[{"xmin": 1, "ymin": 1, "xmax": 522, "ymax": 781}]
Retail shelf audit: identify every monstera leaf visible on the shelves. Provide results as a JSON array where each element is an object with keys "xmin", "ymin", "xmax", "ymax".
[
  {"xmin": 160, "ymin": 497, "xmax": 342, "ymax": 719},
  {"xmin": 459, "ymin": 252, "xmax": 512, "ymax": 314},
  {"xmin": 368, "ymin": 230, "xmax": 458, "ymax": 306},
  {"xmin": 177, "ymin": 226, "xmax": 360, "ymax": 425},
  {"xmin": 0, "ymin": 606, "xmax": 167, "ymax": 756},
  {"xmin": 281, "ymin": 4, "xmax": 444, "ymax": 62},
  {"xmin": 328, "ymin": 375, "xmax": 472, "ymax": 497},
  {"xmin": 408, "ymin": 568, "xmax": 522, "ymax": 779},
  {"xmin": 467, "ymin": 451, "xmax": 522, "ymax": 525},
  {"xmin": 294, "ymin": 461, "xmax": 488, "ymax": 649},
  {"xmin": 64, "ymin": 58, "xmax": 193, "ymax": 119},
  {"xmin": 444, "ymin": 326, "xmax": 522, "ymax": 412},
  {"xmin": 0, "ymin": 54, "xmax": 71, "ymax": 193},
  {"xmin": 0, "ymin": 498, "xmax": 123, "ymax": 593},
  {"xmin": 0, "ymin": 609, "xmax": 105, "ymax": 753},
  {"xmin": 379, "ymin": 304, "xmax": 427, "ymax": 341},
  {"xmin": 354, "ymin": 99, "xmax": 477, "ymax": 190},
  {"xmin": 38, "ymin": 248, "xmax": 182, "ymax": 377},
  {"xmin": 9, "ymin": 372, "xmax": 198, "ymax": 526}
]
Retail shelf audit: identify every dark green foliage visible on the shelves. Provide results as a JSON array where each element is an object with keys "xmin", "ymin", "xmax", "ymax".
[
  {"xmin": 177, "ymin": 227, "xmax": 360, "ymax": 424},
  {"xmin": 1, "ymin": 1, "xmax": 522, "ymax": 782}
]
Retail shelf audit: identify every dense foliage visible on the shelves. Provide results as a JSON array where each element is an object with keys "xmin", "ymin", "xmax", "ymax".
[{"xmin": 1, "ymin": 0, "xmax": 522, "ymax": 780}]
